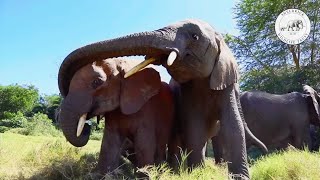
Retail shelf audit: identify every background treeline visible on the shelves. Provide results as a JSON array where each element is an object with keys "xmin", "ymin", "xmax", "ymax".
[
  {"xmin": 0, "ymin": 84, "xmax": 62, "ymax": 135},
  {"xmin": 225, "ymin": 0, "xmax": 320, "ymax": 93},
  {"xmin": 0, "ymin": 84, "xmax": 103, "ymax": 139}
]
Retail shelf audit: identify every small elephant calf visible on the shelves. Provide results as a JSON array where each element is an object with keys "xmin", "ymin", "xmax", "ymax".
[{"xmin": 58, "ymin": 58, "xmax": 174, "ymax": 175}]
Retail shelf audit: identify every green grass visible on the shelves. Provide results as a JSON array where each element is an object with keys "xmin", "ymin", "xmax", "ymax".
[
  {"xmin": 1, "ymin": 132, "xmax": 320, "ymax": 179},
  {"xmin": 250, "ymin": 147, "xmax": 320, "ymax": 180},
  {"xmin": 0, "ymin": 132, "xmax": 101, "ymax": 179}
]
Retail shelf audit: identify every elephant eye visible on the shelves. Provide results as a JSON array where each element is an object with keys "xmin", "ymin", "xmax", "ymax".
[
  {"xmin": 91, "ymin": 79, "xmax": 104, "ymax": 89},
  {"xmin": 192, "ymin": 34, "xmax": 199, "ymax": 40}
]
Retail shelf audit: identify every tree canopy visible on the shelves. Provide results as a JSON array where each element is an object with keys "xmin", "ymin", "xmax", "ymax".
[
  {"xmin": 227, "ymin": 0, "xmax": 320, "ymax": 93},
  {"xmin": 0, "ymin": 84, "xmax": 39, "ymax": 118}
]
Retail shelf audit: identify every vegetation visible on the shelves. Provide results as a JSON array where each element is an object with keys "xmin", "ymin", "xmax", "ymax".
[
  {"xmin": 226, "ymin": 0, "xmax": 320, "ymax": 93},
  {"xmin": 1, "ymin": 133, "xmax": 320, "ymax": 179},
  {"xmin": 0, "ymin": 85, "xmax": 39, "ymax": 119}
]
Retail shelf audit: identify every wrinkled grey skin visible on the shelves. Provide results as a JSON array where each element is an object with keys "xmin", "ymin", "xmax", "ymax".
[
  {"xmin": 57, "ymin": 19, "xmax": 266, "ymax": 179},
  {"xmin": 241, "ymin": 85, "xmax": 320, "ymax": 150},
  {"xmin": 212, "ymin": 85, "xmax": 320, "ymax": 162}
]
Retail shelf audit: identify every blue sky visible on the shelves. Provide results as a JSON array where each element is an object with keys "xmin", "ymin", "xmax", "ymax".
[{"xmin": 0, "ymin": 0, "xmax": 238, "ymax": 95}]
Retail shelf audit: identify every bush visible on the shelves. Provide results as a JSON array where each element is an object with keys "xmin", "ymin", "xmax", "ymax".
[
  {"xmin": 241, "ymin": 65, "xmax": 320, "ymax": 93},
  {"xmin": 89, "ymin": 131, "xmax": 103, "ymax": 141},
  {"xmin": 0, "ymin": 126, "xmax": 9, "ymax": 133},
  {"xmin": 23, "ymin": 113, "xmax": 62, "ymax": 137},
  {"xmin": 0, "ymin": 111, "xmax": 27, "ymax": 128}
]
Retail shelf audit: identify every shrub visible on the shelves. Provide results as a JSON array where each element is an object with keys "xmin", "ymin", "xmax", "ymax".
[
  {"xmin": 90, "ymin": 131, "xmax": 103, "ymax": 141},
  {"xmin": 23, "ymin": 113, "xmax": 62, "ymax": 137},
  {"xmin": 0, "ymin": 111, "xmax": 27, "ymax": 129},
  {"xmin": 0, "ymin": 126, "xmax": 9, "ymax": 133}
]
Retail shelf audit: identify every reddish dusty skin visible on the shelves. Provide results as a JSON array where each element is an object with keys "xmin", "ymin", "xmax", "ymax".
[
  {"xmin": 58, "ymin": 58, "xmax": 174, "ymax": 175},
  {"xmin": 99, "ymin": 82, "xmax": 174, "ymax": 172}
]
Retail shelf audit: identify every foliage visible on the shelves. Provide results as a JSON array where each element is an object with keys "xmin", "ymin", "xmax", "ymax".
[
  {"xmin": 22, "ymin": 113, "xmax": 62, "ymax": 137},
  {"xmin": 31, "ymin": 94, "xmax": 62, "ymax": 122},
  {"xmin": 231, "ymin": 0, "xmax": 320, "ymax": 70},
  {"xmin": 0, "ymin": 84, "xmax": 39, "ymax": 119},
  {"xmin": 227, "ymin": 0, "xmax": 320, "ymax": 93},
  {"xmin": 240, "ymin": 64, "xmax": 320, "ymax": 93},
  {"xmin": 0, "ymin": 112, "xmax": 61, "ymax": 136},
  {"xmin": 0, "ymin": 111, "xmax": 27, "ymax": 130}
]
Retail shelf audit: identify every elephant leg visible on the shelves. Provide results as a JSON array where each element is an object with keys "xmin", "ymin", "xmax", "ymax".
[
  {"xmin": 167, "ymin": 132, "xmax": 183, "ymax": 171},
  {"xmin": 134, "ymin": 130, "xmax": 156, "ymax": 168},
  {"xmin": 184, "ymin": 115, "xmax": 207, "ymax": 168},
  {"xmin": 219, "ymin": 86, "xmax": 249, "ymax": 179},
  {"xmin": 292, "ymin": 124, "xmax": 311, "ymax": 150},
  {"xmin": 212, "ymin": 135, "xmax": 223, "ymax": 164},
  {"xmin": 97, "ymin": 127, "xmax": 123, "ymax": 174},
  {"xmin": 154, "ymin": 145, "xmax": 166, "ymax": 165}
]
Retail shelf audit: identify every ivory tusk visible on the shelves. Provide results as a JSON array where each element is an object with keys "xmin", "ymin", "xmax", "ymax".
[
  {"xmin": 76, "ymin": 113, "xmax": 87, "ymax": 137},
  {"xmin": 124, "ymin": 58, "xmax": 156, "ymax": 78},
  {"xmin": 167, "ymin": 51, "xmax": 177, "ymax": 66}
]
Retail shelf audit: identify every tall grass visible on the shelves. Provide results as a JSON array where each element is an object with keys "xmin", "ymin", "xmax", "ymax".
[
  {"xmin": 0, "ymin": 132, "xmax": 100, "ymax": 179},
  {"xmin": 1, "ymin": 132, "xmax": 320, "ymax": 179},
  {"xmin": 250, "ymin": 147, "xmax": 320, "ymax": 180}
]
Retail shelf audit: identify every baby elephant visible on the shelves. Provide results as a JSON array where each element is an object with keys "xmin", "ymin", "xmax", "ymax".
[{"xmin": 58, "ymin": 58, "xmax": 174, "ymax": 175}]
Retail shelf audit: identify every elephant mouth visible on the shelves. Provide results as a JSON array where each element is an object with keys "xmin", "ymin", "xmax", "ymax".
[
  {"xmin": 124, "ymin": 49, "xmax": 179, "ymax": 78},
  {"xmin": 76, "ymin": 113, "xmax": 92, "ymax": 137}
]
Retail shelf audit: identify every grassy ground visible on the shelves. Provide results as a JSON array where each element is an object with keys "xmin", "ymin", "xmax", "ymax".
[
  {"xmin": 1, "ymin": 132, "xmax": 320, "ymax": 179},
  {"xmin": 0, "ymin": 132, "xmax": 101, "ymax": 179}
]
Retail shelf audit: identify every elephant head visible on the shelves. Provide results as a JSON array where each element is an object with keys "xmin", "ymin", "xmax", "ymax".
[
  {"xmin": 58, "ymin": 19, "xmax": 238, "ymax": 100},
  {"xmin": 303, "ymin": 85, "xmax": 320, "ymax": 126},
  {"xmin": 58, "ymin": 58, "xmax": 161, "ymax": 147},
  {"xmin": 125, "ymin": 19, "xmax": 239, "ymax": 90}
]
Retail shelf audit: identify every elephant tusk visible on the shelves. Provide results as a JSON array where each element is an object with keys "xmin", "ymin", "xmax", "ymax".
[
  {"xmin": 77, "ymin": 113, "xmax": 87, "ymax": 137},
  {"xmin": 167, "ymin": 51, "xmax": 177, "ymax": 66},
  {"xmin": 124, "ymin": 58, "xmax": 156, "ymax": 78}
]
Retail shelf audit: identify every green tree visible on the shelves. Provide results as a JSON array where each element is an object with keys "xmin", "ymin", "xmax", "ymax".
[
  {"xmin": 31, "ymin": 94, "xmax": 62, "ymax": 122},
  {"xmin": 44, "ymin": 94, "xmax": 62, "ymax": 121},
  {"xmin": 0, "ymin": 84, "xmax": 39, "ymax": 118},
  {"xmin": 227, "ymin": 0, "xmax": 320, "ymax": 93}
]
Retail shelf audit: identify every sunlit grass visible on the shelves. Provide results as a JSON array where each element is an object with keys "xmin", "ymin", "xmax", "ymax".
[
  {"xmin": 1, "ymin": 132, "xmax": 320, "ymax": 179},
  {"xmin": 250, "ymin": 147, "xmax": 320, "ymax": 180},
  {"xmin": 0, "ymin": 132, "xmax": 100, "ymax": 179}
]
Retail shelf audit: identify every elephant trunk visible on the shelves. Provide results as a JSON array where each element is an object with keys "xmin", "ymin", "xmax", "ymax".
[
  {"xmin": 58, "ymin": 30, "xmax": 174, "ymax": 97},
  {"xmin": 58, "ymin": 93, "xmax": 93, "ymax": 147}
]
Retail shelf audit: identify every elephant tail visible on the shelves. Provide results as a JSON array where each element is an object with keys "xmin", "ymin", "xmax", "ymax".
[
  {"xmin": 237, "ymin": 88, "xmax": 268, "ymax": 154},
  {"xmin": 244, "ymin": 122, "xmax": 268, "ymax": 154}
]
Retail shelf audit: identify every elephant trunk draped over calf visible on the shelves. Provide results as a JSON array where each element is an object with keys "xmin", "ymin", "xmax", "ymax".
[
  {"xmin": 58, "ymin": 58, "xmax": 175, "ymax": 175},
  {"xmin": 58, "ymin": 19, "xmax": 268, "ymax": 179}
]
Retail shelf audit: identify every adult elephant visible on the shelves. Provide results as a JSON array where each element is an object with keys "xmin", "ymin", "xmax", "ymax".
[
  {"xmin": 58, "ymin": 58, "xmax": 174, "ymax": 174},
  {"xmin": 58, "ymin": 19, "xmax": 265, "ymax": 179},
  {"xmin": 211, "ymin": 85, "xmax": 320, "ymax": 163},
  {"xmin": 241, "ymin": 85, "xmax": 320, "ymax": 150}
]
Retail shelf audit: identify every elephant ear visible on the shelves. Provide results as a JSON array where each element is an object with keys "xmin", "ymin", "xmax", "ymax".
[
  {"xmin": 303, "ymin": 85, "xmax": 320, "ymax": 122},
  {"xmin": 209, "ymin": 34, "xmax": 239, "ymax": 90},
  {"xmin": 120, "ymin": 67, "xmax": 161, "ymax": 115}
]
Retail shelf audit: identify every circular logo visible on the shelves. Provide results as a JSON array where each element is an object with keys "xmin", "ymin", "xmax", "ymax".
[{"xmin": 275, "ymin": 9, "xmax": 310, "ymax": 45}]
